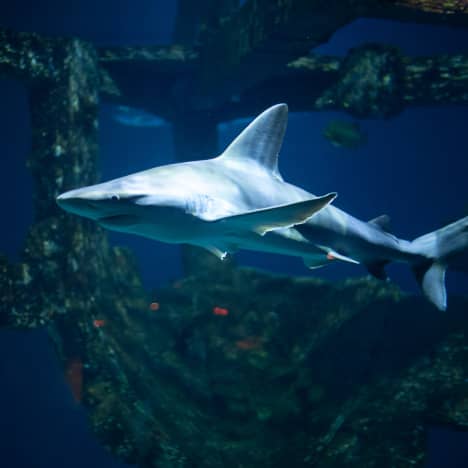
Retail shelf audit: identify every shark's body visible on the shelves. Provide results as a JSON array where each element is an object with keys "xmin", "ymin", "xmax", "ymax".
[{"xmin": 57, "ymin": 104, "xmax": 467, "ymax": 310}]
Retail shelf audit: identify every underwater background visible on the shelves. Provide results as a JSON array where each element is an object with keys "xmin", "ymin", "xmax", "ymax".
[{"xmin": 0, "ymin": 1, "xmax": 468, "ymax": 467}]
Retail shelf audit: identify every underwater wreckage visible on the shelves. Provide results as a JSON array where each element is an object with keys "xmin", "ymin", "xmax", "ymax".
[{"xmin": 1, "ymin": 1, "xmax": 468, "ymax": 467}]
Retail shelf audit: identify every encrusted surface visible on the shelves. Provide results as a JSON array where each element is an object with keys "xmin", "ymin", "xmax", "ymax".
[
  {"xmin": 315, "ymin": 44, "xmax": 406, "ymax": 117},
  {"xmin": 60, "ymin": 267, "xmax": 468, "ymax": 468},
  {"xmin": 98, "ymin": 42, "xmax": 468, "ymax": 120},
  {"xmin": 392, "ymin": 0, "xmax": 468, "ymax": 15}
]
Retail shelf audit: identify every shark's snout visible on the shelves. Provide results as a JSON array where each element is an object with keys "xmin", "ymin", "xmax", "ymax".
[
  {"xmin": 56, "ymin": 190, "xmax": 75, "ymax": 210},
  {"xmin": 56, "ymin": 189, "xmax": 102, "ymax": 219}
]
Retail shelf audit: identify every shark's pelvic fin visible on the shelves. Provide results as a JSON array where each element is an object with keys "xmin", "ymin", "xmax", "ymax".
[
  {"xmin": 303, "ymin": 256, "xmax": 329, "ymax": 269},
  {"xmin": 219, "ymin": 103, "xmax": 288, "ymax": 180},
  {"xmin": 214, "ymin": 193, "xmax": 337, "ymax": 236},
  {"xmin": 201, "ymin": 245, "xmax": 230, "ymax": 260}
]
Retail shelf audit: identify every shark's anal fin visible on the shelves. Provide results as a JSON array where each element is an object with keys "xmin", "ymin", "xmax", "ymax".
[
  {"xmin": 303, "ymin": 257, "xmax": 328, "ymax": 269},
  {"xmin": 213, "ymin": 193, "xmax": 337, "ymax": 236}
]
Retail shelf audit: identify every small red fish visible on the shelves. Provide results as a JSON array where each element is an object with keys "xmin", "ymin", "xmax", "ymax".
[
  {"xmin": 149, "ymin": 302, "xmax": 160, "ymax": 311},
  {"xmin": 213, "ymin": 306, "xmax": 229, "ymax": 316},
  {"xmin": 93, "ymin": 319, "xmax": 106, "ymax": 328}
]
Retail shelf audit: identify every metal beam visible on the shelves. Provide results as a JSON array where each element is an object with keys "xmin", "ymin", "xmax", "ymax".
[
  {"xmin": 98, "ymin": 42, "xmax": 468, "ymax": 121},
  {"xmin": 195, "ymin": 0, "xmax": 468, "ymax": 109},
  {"xmin": 195, "ymin": 0, "xmax": 358, "ymax": 108},
  {"xmin": 98, "ymin": 45, "xmax": 198, "ymax": 118}
]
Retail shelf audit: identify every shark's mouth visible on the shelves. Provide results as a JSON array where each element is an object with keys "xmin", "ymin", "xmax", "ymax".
[{"xmin": 98, "ymin": 214, "xmax": 140, "ymax": 227}]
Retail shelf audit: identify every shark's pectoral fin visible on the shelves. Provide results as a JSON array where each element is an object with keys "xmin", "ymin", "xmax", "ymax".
[{"xmin": 213, "ymin": 193, "xmax": 337, "ymax": 236}]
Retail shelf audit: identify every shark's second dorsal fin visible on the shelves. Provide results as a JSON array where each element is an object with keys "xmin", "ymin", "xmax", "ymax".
[
  {"xmin": 220, "ymin": 104, "xmax": 288, "ymax": 179},
  {"xmin": 368, "ymin": 214, "xmax": 391, "ymax": 232}
]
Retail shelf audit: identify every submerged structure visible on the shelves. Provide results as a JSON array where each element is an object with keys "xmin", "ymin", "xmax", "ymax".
[{"xmin": 0, "ymin": 1, "xmax": 467, "ymax": 466}]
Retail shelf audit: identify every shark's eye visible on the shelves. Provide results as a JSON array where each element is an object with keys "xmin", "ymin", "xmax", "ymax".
[{"xmin": 111, "ymin": 194, "xmax": 120, "ymax": 201}]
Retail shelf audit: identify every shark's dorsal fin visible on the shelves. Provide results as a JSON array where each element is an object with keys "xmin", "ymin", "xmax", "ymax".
[{"xmin": 219, "ymin": 104, "xmax": 288, "ymax": 180}]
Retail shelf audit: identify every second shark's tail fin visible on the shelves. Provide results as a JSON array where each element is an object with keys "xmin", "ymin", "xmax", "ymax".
[{"xmin": 410, "ymin": 216, "xmax": 468, "ymax": 311}]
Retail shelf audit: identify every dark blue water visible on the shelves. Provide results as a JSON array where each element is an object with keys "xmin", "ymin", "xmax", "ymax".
[
  {"xmin": 1, "ymin": 0, "xmax": 176, "ymax": 45},
  {"xmin": 0, "ymin": 3, "xmax": 467, "ymax": 467}
]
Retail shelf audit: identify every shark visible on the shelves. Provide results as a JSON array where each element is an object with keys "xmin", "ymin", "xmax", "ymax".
[
  {"xmin": 111, "ymin": 105, "xmax": 169, "ymax": 128},
  {"xmin": 57, "ymin": 104, "xmax": 467, "ymax": 310}
]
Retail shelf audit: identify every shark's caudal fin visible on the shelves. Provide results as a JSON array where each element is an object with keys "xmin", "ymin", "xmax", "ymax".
[
  {"xmin": 219, "ymin": 103, "xmax": 288, "ymax": 180},
  {"xmin": 411, "ymin": 216, "xmax": 468, "ymax": 311}
]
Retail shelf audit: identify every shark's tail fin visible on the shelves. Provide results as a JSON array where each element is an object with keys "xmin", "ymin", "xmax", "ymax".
[{"xmin": 410, "ymin": 216, "xmax": 468, "ymax": 311}]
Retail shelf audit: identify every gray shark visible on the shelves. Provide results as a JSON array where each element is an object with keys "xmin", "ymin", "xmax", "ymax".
[
  {"xmin": 57, "ymin": 104, "xmax": 467, "ymax": 310},
  {"xmin": 111, "ymin": 105, "xmax": 169, "ymax": 128}
]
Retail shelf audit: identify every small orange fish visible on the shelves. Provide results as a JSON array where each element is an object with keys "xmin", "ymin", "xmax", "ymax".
[
  {"xmin": 149, "ymin": 302, "xmax": 160, "ymax": 311},
  {"xmin": 93, "ymin": 319, "xmax": 106, "ymax": 328},
  {"xmin": 213, "ymin": 306, "xmax": 229, "ymax": 316}
]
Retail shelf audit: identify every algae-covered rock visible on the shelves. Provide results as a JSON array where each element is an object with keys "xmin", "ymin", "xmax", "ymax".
[
  {"xmin": 316, "ymin": 44, "xmax": 405, "ymax": 118},
  {"xmin": 66, "ymin": 266, "xmax": 467, "ymax": 468}
]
